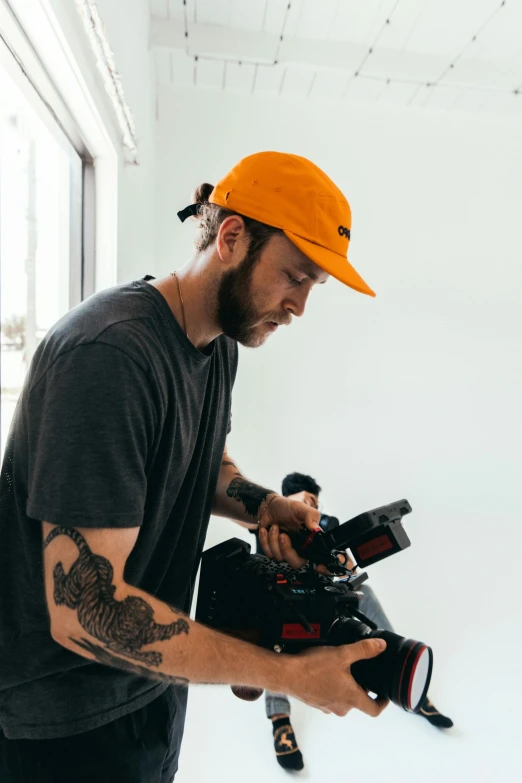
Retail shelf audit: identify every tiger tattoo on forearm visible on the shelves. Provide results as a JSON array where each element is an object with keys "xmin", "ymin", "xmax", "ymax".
[{"xmin": 43, "ymin": 526, "xmax": 189, "ymax": 667}]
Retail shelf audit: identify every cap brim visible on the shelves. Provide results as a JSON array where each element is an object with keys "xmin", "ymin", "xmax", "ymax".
[{"xmin": 283, "ymin": 230, "xmax": 376, "ymax": 297}]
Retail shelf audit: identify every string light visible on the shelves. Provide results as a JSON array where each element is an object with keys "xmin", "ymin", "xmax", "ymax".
[
  {"xmin": 357, "ymin": 0, "xmax": 401, "ymax": 76},
  {"xmin": 182, "ymin": 0, "xmax": 189, "ymax": 54},
  {"xmin": 176, "ymin": 0, "xmax": 521, "ymax": 108},
  {"xmin": 436, "ymin": 0, "xmax": 507, "ymax": 83},
  {"xmin": 408, "ymin": 0, "xmax": 510, "ymax": 105},
  {"xmin": 342, "ymin": 0, "xmax": 402, "ymax": 97},
  {"xmin": 274, "ymin": 2, "xmax": 292, "ymax": 65}
]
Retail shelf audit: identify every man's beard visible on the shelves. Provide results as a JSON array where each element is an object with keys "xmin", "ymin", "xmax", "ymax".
[{"xmin": 216, "ymin": 249, "xmax": 269, "ymax": 348}]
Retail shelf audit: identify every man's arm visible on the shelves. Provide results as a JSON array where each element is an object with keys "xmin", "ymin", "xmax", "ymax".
[
  {"xmin": 212, "ymin": 448, "xmax": 325, "ymax": 567},
  {"xmin": 211, "ymin": 447, "xmax": 276, "ymax": 527},
  {"xmin": 42, "ymin": 521, "xmax": 387, "ymax": 717},
  {"xmin": 44, "ymin": 522, "xmax": 290, "ymax": 690}
]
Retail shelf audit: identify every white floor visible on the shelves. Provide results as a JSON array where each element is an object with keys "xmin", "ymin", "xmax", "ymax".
[
  {"xmin": 181, "ymin": 519, "xmax": 522, "ymax": 783},
  {"xmin": 175, "ymin": 683, "xmax": 520, "ymax": 783}
]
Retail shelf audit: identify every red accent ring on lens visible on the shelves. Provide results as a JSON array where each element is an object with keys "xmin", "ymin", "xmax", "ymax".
[
  {"xmin": 397, "ymin": 641, "xmax": 418, "ymax": 710},
  {"xmin": 407, "ymin": 644, "xmax": 428, "ymax": 712}
]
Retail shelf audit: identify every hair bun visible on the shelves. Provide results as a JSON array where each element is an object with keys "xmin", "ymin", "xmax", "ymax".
[
  {"xmin": 230, "ymin": 685, "xmax": 264, "ymax": 701},
  {"xmin": 192, "ymin": 183, "xmax": 214, "ymax": 205}
]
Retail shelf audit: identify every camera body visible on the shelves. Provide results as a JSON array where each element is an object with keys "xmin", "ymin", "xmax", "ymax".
[
  {"xmin": 196, "ymin": 499, "xmax": 433, "ymax": 712},
  {"xmin": 196, "ymin": 538, "xmax": 367, "ymax": 650},
  {"xmin": 294, "ymin": 499, "xmax": 413, "ymax": 576}
]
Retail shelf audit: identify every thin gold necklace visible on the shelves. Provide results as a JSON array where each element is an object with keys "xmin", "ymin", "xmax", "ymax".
[{"xmin": 171, "ymin": 271, "xmax": 187, "ymax": 337}]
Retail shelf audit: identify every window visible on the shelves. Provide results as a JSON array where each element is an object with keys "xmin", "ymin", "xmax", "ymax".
[
  {"xmin": 0, "ymin": 0, "xmax": 120, "ymax": 460},
  {"xmin": 0, "ymin": 60, "xmax": 84, "ymax": 456},
  {"xmin": 0, "ymin": 0, "xmax": 102, "ymax": 460}
]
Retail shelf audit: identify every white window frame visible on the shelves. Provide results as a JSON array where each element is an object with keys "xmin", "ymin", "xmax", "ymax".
[{"xmin": 2, "ymin": 0, "xmax": 120, "ymax": 295}]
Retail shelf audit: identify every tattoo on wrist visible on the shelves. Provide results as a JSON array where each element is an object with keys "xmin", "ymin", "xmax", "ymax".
[
  {"xmin": 44, "ymin": 526, "xmax": 189, "ymax": 670},
  {"xmin": 226, "ymin": 477, "xmax": 274, "ymax": 519}
]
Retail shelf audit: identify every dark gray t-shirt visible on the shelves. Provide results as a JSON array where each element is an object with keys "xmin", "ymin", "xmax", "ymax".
[{"xmin": 0, "ymin": 277, "xmax": 238, "ymax": 739}]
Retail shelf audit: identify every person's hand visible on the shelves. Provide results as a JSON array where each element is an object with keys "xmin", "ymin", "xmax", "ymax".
[
  {"xmin": 257, "ymin": 495, "xmax": 321, "ymax": 569},
  {"xmin": 286, "ymin": 490, "xmax": 318, "ymax": 509},
  {"xmin": 283, "ymin": 639, "xmax": 390, "ymax": 717}
]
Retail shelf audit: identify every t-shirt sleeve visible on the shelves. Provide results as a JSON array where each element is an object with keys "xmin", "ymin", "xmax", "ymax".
[{"xmin": 25, "ymin": 343, "xmax": 157, "ymax": 528}]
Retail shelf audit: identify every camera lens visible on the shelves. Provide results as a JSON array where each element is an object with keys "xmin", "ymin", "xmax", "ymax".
[{"xmin": 328, "ymin": 619, "xmax": 433, "ymax": 713}]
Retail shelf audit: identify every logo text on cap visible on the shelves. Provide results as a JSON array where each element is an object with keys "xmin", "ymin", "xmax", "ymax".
[{"xmin": 338, "ymin": 225, "xmax": 351, "ymax": 239}]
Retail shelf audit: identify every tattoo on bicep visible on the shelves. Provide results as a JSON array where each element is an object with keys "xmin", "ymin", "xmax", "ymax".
[
  {"xmin": 70, "ymin": 637, "xmax": 189, "ymax": 687},
  {"xmin": 44, "ymin": 527, "xmax": 189, "ymax": 668},
  {"xmin": 226, "ymin": 477, "xmax": 274, "ymax": 518}
]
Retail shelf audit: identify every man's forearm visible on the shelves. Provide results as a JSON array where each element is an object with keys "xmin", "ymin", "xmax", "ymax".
[
  {"xmin": 54, "ymin": 581, "xmax": 292, "ymax": 694},
  {"xmin": 212, "ymin": 451, "xmax": 278, "ymax": 525},
  {"xmin": 45, "ymin": 524, "xmax": 291, "ymax": 694}
]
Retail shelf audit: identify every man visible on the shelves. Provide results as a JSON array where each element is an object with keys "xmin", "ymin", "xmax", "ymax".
[
  {"xmin": 0, "ymin": 152, "xmax": 386, "ymax": 783},
  {"xmin": 249, "ymin": 472, "xmax": 453, "ymax": 772}
]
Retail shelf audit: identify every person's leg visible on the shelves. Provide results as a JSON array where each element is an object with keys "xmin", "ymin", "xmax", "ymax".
[
  {"xmin": 265, "ymin": 690, "xmax": 291, "ymax": 720},
  {"xmin": 357, "ymin": 583, "xmax": 394, "ymax": 632},
  {"xmin": 264, "ymin": 691, "xmax": 303, "ymax": 772},
  {"xmin": 0, "ymin": 687, "xmax": 185, "ymax": 783},
  {"xmin": 418, "ymin": 697, "xmax": 453, "ymax": 729},
  {"xmin": 357, "ymin": 584, "xmax": 453, "ymax": 728}
]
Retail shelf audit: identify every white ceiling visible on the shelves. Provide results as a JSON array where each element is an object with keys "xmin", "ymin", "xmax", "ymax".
[{"xmin": 149, "ymin": 0, "xmax": 522, "ymax": 118}]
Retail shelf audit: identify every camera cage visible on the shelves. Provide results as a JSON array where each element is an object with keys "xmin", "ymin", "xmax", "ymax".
[{"xmin": 196, "ymin": 499, "xmax": 412, "ymax": 645}]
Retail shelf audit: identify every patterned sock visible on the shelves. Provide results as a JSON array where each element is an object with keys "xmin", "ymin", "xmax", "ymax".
[
  {"xmin": 419, "ymin": 697, "xmax": 454, "ymax": 729},
  {"xmin": 271, "ymin": 716, "xmax": 304, "ymax": 771}
]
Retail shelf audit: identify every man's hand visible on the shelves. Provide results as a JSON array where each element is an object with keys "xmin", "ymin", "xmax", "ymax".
[
  {"xmin": 283, "ymin": 638, "xmax": 390, "ymax": 717},
  {"xmin": 285, "ymin": 490, "xmax": 357, "ymax": 572},
  {"xmin": 257, "ymin": 495, "xmax": 321, "ymax": 569},
  {"xmin": 286, "ymin": 490, "xmax": 318, "ymax": 509}
]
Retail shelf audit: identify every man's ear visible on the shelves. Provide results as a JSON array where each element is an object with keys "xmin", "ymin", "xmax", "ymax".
[{"xmin": 216, "ymin": 215, "xmax": 249, "ymax": 265}]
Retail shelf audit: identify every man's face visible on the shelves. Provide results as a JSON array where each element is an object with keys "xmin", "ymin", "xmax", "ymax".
[{"xmin": 216, "ymin": 233, "xmax": 329, "ymax": 348}]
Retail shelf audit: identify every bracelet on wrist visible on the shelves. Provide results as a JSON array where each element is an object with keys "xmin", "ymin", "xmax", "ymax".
[{"xmin": 257, "ymin": 494, "xmax": 278, "ymax": 527}]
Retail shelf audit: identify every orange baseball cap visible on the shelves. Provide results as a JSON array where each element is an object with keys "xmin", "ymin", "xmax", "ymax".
[{"xmin": 209, "ymin": 151, "xmax": 375, "ymax": 297}]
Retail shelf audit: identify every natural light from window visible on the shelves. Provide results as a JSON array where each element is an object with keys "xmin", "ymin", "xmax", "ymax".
[{"xmin": 0, "ymin": 62, "xmax": 81, "ymax": 457}]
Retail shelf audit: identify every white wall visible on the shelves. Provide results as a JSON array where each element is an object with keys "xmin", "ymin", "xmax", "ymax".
[
  {"xmin": 155, "ymin": 88, "xmax": 522, "ymax": 782},
  {"xmin": 42, "ymin": 0, "xmax": 157, "ymax": 284},
  {"xmin": 93, "ymin": 0, "xmax": 157, "ymax": 283}
]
